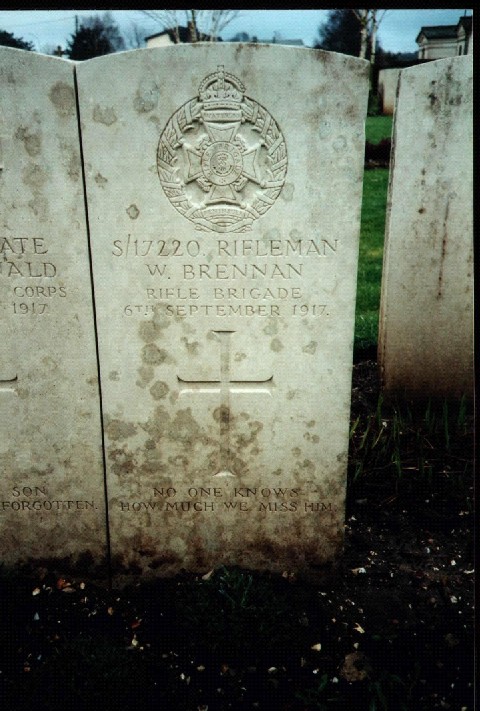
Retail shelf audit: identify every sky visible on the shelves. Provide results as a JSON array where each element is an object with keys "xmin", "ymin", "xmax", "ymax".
[{"xmin": 0, "ymin": 9, "xmax": 473, "ymax": 55}]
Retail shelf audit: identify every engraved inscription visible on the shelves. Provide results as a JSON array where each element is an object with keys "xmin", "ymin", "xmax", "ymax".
[
  {"xmin": 157, "ymin": 66, "xmax": 287, "ymax": 233},
  {"xmin": 118, "ymin": 485, "xmax": 333, "ymax": 515}
]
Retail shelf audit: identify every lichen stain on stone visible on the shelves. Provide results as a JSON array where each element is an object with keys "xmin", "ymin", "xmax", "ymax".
[
  {"xmin": 133, "ymin": 81, "xmax": 159, "ymax": 113},
  {"xmin": 233, "ymin": 420, "xmax": 263, "ymax": 448},
  {"xmin": 28, "ymin": 196, "xmax": 48, "ymax": 221},
  {"xmin": 169, "ymin": 408, "xmax": 205, "ymax": 446},
  {"xmin": 303, "ymin": 341, "xmax": 318, "ymax": 355},
  {"xmin": 109, "ymin": 371, "xmax": 119, "ymax": 381},
  {"xmin": 109, "ymin": 446, "xmax": 136, "ymax": 477},
  {"xmin": 280, "ymin": 182, "xmax": 294, "ymax": 201},
  {"xmin": 168, "ymin": 454, "xmax": 189, "ymax": 468},
  {"xmin": 142, "ymin": 405, "xmax": 170, "ymax": 440},
  {"xmin": 142, "ymin": 343, "xmax": 170, "ymax": 366},
  {"xmin": 65, "ymin": 147, "xmax": 81, "ymax": 182},
  {"xmin": 49, "ymin": 82, "xmax": 76, "ymax": 117},
  {"xmin": 264, "ymin": 227, "xmax": 281, "ymax": 241},
  {"xmin": 126, "ymin": 204, "xmax": 140, "ymax": 220},
  {"xmin": 150, "ymin": 380, "xmax": 169, "ymax": 400},
  {"xmin": 213, "ymin": 405, "xmax": 230, "ymax": 425},
  {"xmin": 294, "ymin": 458, "xmax": 316, "ymax": 479},
  {"xmin": 262, "ymin": 319, "xmax": 278, "ymax": 337},
  {"xmin": 234, "ymin": 352, "xmax": 247, "ymax": 362},
  {"xmin": 136, "ymin": 365, "xmax": 154, "ymax": 388},
  {"xmin": 105, "ymin": 419, "xmax": 137, "ymax": 441},
  {"xmin": 23, "ymin": 163, "xmax": 46, "ymax": 189},
  {"xmin": 270, "ymin": 337, "xmax": 283, "ymax": 352},
  {"xmin": 15, "ymin": 126, "xmax": 41, "ymax": 156},
  {"xmin": 286, "ymin": 390, "xmax": 297, "ymax": 400},
  {"xmin": 138, "ymin": 320, "xmax": 164, "ymax": 343},
  {"xmin": 152, "ymin": 311, "xmax": 172, "ymax": 331},
  {"xmin": 181, "ymin": 337, "xmax": 200, "ymax": 355},
  {"xmin": 93, "ymin": 105, "xmax": 117, "ymax": 126},
  {"xmin": 95, "ymin": 173, "xmax": 108, "ymax": 187}
]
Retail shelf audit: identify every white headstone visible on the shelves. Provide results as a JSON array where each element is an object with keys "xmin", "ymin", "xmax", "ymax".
[
  {"xmin": 379, "ymin": 56, "xmax": 473, "ymax": 399},
  {"xmin": 77, "ymin": 45, "xmax": 369, "ymax": 578},
  {"xmin": 0, "ymin": 49, "xmax": 106, "ymax": 572}
]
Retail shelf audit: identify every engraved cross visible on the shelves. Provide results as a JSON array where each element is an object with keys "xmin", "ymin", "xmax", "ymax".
[
  {"xmin": 0, "ymin": 374, "xmax": 18, "ymax": 395},
  {"xmin": 177, "ymin": 330, "xmax": 273, "ymax": 477}
]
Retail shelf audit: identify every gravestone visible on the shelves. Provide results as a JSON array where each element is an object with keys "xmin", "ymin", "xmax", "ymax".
[
  {"xmin": 379, "ymin": 56, "xmax": 473, "ymax": 399},
  {"xmin": 77, "ymin": 44, "xmax": 369, "ymax": 578},
  {"xmin": 0, "ymin": 49, "xmax": 106, "ymax": 572}
]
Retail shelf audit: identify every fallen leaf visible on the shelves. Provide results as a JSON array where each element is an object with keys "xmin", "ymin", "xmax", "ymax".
[
  {"xmin": 32, "ymin": 588, "xmax": 41, "ymax": 596},
  {"xmin": 311, "ymin": 643, "xmax": 322, "ymax": 651},
  {"xmin": 202, "ymin": 569, "xmax": 214, "ymax": 581},
  {"xmin": 340, "ymin": 652, "xmax": 371, "ymax": 682},
  {"xmin": 131, "ymin": 619, "xmax": 142, "ymax": 629},
  {"xmin": 351, "ymin": 567, "xmax": 367, "ymax": 575},
  {"xmin": 353, "ymin": 623, "xmax": 365, "ymax": 634}
]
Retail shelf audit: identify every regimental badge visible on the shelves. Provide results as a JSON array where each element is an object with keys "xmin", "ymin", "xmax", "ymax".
[{"xmin": 157, "ymin": 66, "xmax": 288, "ymax": 233}]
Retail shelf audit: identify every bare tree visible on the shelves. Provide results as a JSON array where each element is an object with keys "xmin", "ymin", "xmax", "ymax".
[
  {"xmin": 352, "ymin": 9, "xmax": 388, "ymax": 63},
  {"xmin": 141, "ymin": 9, "xmax": 240, "ymax": 42},
  {"xmin": 123, "ymin": 21, "xmax": 148, "ymax": 49}
]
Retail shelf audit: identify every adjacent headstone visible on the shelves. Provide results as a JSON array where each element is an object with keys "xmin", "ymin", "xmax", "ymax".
[
  {"xmin": 77, "ymin": 44, "xmax": 369, "ymax": 578},
  {"xmin": 379, "ymin": 56, "xmax": 473, "ymax": 399},
  {"xmin": 377, "ymin": 67, "xmax": 401, "ymax": 115},
  {"xmin": 0, "ymin": 49, "xmax": 106, "ymax": 572}
]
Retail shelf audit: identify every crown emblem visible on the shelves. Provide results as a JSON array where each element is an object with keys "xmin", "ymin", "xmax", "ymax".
[{"xmin": 199, "ymin": 66, "xmax": 245, "ymax": 111}]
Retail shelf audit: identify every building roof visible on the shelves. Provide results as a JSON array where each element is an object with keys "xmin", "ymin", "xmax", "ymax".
[
  {"xmin": 145, "ymin": 26, "xmax": 216, "ymax": 43},
  {"xmin": 416, "ymin": 25, "xmax": 457, "ymax": 43},
  {"xmin": 457, "ymin": 16, "xmax": 472, "ymax": 33},
  {"xmin": 415, "ymin": 15, "xmax": 472, "ymax": 44}
]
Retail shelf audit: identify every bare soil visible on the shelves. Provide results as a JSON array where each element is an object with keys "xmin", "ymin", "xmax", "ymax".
[{"xmin": 0, "ymin": 360, "xmax": 474, "ymax": 710}]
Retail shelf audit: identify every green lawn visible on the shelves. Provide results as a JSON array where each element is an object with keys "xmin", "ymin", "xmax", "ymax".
[
  {"xmin": 354, "ymin": 115, "xmax": 393, "ymax": 353},
  {"xmin": 365, "ymin": 114, "xmax": 393, "ymax": 144}
]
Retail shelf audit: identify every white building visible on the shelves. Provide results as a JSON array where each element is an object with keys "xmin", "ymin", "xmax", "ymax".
[{"xmin": 416, "ymin": 16, "xmax": 472, "ymax": 60}]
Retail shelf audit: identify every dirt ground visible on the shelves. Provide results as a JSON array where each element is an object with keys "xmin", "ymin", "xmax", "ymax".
[{"xmin": 0, "ymin": 359, "xmax": 475, "ymax": 710}]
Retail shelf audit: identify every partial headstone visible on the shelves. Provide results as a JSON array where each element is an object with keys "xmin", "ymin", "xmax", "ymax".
[
  {"xmin": 379, "ymin": 56, "xmax": 473, "ymax": 399},
  {"xmin": 377, "ymin": 67, "xmax": 401, "ymax": 115},
  {"xmin": 77, "ymin": 45, "xmax": 369, "ymax": 579},
  {"xmin": 0, "ymin": 49, "xmax": 106, "ymax": 573}
]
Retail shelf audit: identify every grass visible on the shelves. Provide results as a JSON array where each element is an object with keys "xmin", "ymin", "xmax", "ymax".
[
  {"xmin": 348, "ymin": 393, "xmax": 474, "ymax": 508},
  {"xmin": 355, "ymin": 168, "xmax": 389, "ymax": 352},
  {"xmin": 365, "ymin": 115, "xmax": 393, "ymax": 144},
  {"xmin": 354, "ymin": 115, "xmax": 393, "ymax": 353}
]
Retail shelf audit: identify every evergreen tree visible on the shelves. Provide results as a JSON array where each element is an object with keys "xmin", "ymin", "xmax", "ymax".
[
  {"xmin": 0, "ymin": 30, "xmax": 34, "ymax": 51},
  {"xmin": 65, "ymin": 13, "xmax": 125, "ymax": 60},
  {"xmin": 315, "ymin": 9, "xmax": 363, "ymax": 56}
]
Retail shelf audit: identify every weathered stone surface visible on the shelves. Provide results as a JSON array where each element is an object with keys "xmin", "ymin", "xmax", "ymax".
[
  {"xmin": 77, "ymin": 44, "xmax": 369, "ymax": 578},
  {"xmin": 0, "ymin": 49, "xmax": 106, "ymax": 572},
  {"xmin": 379, "ymin": 56, "xmax": 473, "ymax": 399}
]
